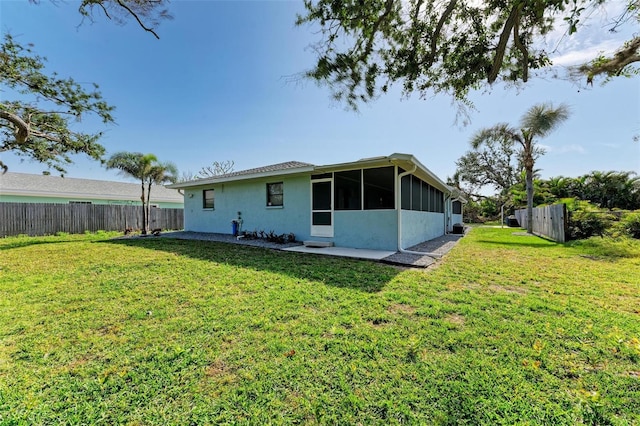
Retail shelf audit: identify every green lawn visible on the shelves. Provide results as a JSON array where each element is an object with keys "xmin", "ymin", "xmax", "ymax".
[{"xmin": 1, "ymin": 228, "xmax": 639, "ymax": 424}]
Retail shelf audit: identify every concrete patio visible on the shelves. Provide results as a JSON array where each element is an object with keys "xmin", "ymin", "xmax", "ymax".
[
  {"xmin": 282, "ymin": 245, "xmax": 397, "ymax": 260},
  {"xmin": 159, "ymin": 230, "xmax": 467, "ymax": 268}
]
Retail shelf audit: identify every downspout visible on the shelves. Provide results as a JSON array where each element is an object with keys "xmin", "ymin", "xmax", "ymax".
[{"xmin": 396, "ymin": 165, "xmax": 442, "ymax": 259}]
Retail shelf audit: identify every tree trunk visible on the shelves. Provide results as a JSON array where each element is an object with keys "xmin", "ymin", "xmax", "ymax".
[
  {"xmin": 146, "ymin": 183, "xmax": 153, "ymax": 233},
  {"xmin": 140, "ymin": 181, "xmax": 147, "ymax": 235},
  {"xmin": 525, "ymin": 166, "xmax": 534, "ymax": 234}
]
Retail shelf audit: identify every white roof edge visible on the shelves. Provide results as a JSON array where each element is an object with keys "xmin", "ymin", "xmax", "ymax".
[
  {"xmin": 387, "ymin": 153, "xmax": 452, "ymax": 193},
  {"xmin": 167, "ymin": 166, "xmax": 317, "ymax": 189},
  {"xmin": 314, "ymin": 158, "xmax": 395, "ymax": 172}
]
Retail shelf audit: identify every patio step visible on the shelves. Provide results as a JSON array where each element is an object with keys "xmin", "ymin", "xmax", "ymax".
[{"xmin": 303, "ymin": 240, "xmax": 334, "ymax": 248}]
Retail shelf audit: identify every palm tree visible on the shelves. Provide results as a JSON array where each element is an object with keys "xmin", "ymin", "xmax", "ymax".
[
  {"xmin": 546, "ymin": 176, "xmax": 570, "ymax": 199},
  {"xmin": 471, "ymin": 103, "xmax": 570, "ymax": 233},
  {"xmin": 145, "ymin": 161, "xmax": 178, "ymax": 231},
  {"xmin": 106, "ymin": 152, "xmax": 158, "ymax": 234}
]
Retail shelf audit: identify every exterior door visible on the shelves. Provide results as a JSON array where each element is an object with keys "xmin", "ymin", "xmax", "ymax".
[{"xmin": 311, "ymin": 179, "xmax": 333, "ymax": 237}]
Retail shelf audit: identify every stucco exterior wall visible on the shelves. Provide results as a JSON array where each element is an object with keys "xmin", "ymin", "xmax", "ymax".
[
  {"xmin": 452, "ymin": 213, "xmax": 463, "ymax": 225},
  {"xmin": 182, "ymin": 176, "xmax": 401, "ymax": 250},
  {"xmin": 400, "ymin": 209, "xmax": 445, "ymax": 249},
  {"xmin": 333, "ymin": 210, "xmax": 398, "ymax": 251},
  {"xmin": 183, "ymin": 175, "xmax": 311, "ymax": 240}
]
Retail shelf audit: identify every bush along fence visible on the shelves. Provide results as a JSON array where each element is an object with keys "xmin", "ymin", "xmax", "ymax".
[
  {"xmin": 0, "ymin": 203, "xmax": 183, "ymax": 237},
  {"xmin": 515, "ymin": 203, "xmax": 567, "ymax": 243}
]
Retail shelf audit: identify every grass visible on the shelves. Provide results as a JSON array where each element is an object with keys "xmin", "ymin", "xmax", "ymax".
[{"xmin": 1, "ymin": 229, "xmax": 639, "ymax": 425}]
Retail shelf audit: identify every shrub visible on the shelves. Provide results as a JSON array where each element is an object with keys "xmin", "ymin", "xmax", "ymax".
[
  {"xmin": 565, "ymin": 199, "xmax": 615, "ymax": 240},
  {"xmin": 618, "ymin": 212, "xmax": 640, "ymax": 239}
]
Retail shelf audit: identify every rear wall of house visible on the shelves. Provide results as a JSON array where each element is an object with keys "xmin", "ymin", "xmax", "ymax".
[
  {"xmin": 183, "ymin": 175, "xmax": 311, "ymax": 240},
  {"xmin": 332, "ymin": 210, "xmax": 398, "ymax": 251},
  {"xmin": 400, "ymin": 210, "xmax": 445, "ymax": 248}
]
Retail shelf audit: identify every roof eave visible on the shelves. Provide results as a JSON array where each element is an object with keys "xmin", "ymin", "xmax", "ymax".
[{"xmin": 386, "ymin": 153, "xmax": 452, "ymax": 193}]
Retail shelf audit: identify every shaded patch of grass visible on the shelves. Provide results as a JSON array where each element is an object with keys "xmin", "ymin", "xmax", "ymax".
[{"xmin": 1, "ymin": 228, "xmax": 638, "ymax": 424}]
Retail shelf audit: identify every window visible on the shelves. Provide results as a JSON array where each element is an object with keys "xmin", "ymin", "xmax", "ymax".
[
  {"xmin": 267, "ymin": 182, "xmax": 283, "ymax": 207},
  {"xmin": 429, "ymin": 186, "xmax": 437, "ymax": 212},
  {"xmin": 453, "ymin": 200, "xmax": 462, "ymax": 214},
  {"xmin": 421, "ymin": 182, "xmax": 430, "ymax": 211},
  {"xmin": 312, "ymin": 181, "xmax": 332, "ymax": 210},
  {"xmin": 335, "ymin": 170, "xmax": 361, "ymax": 210},
  {"xmin": 430, "ymin": 187, "xmax": 444, "ymax": 213},
  {"xmin": 203, "ymin": 189, "xmax": 214, "ymax": 209},
  {"xmin": 401, "ymin": 174, "xmax": 411, "ymax": 210},
  {"xmin": 411, "ymin": 176, "xmax": 421, "ymax": 211},
  {"xmin": 363, "ymin": 167, "xmax": 395, "ymax": 209}
]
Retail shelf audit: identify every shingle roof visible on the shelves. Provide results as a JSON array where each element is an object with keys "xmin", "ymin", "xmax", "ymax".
[
  {"xmin": 0, "ymin": 172, "xmax": 183, "ymax": 203},
  {"xmin": 178, "ymin": 161, "xmax": 315, "ymax": 187},
  {"xmin": 207, "ymin": 161, "xmax": 314, "ymax": 179}
]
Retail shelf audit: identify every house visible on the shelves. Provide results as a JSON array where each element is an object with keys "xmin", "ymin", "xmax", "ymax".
[
  {"xmin": 0, "ymin": 172, "xmax": 184, "ymax": 208},
  {"xmin": 168, "ymin": 153, "xmax": 465, "ymax": 251}
]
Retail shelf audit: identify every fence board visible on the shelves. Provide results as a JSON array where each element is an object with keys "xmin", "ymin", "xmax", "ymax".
[
  {"xmin": 0, "ymin": 203, "xmax": 183, "ymax": 237},
  {"xmin": 514, "ymin": 203, "xmax": 567, "ymax": 243}
]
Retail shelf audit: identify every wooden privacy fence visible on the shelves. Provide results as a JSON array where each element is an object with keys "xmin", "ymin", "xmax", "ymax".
[
  {"xmin": 514, "ymin": 203, "xmax": 567, "ymax": 243},
  {"xmin": 0, "ymin": 203, "xmax": 183, "ymax": 237}
]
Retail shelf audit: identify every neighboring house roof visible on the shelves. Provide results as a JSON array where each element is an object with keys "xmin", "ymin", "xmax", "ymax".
[
  {"xmin": 168, "ymin": 153, "xmax": 454, "ymax": 194},
  {"xmin": 0, "ymin": 172, "xmax": 184, "ymax": 204}
]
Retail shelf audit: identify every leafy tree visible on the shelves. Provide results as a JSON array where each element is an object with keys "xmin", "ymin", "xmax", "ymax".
[
  {"xmin": 544, "ymin": 176, "xmax": 572, "ymax": 199},
  {"xmin": 0, "ymin": 34, "xmax": 114, "ymax": 174},
  {"xmin": 453, "ymin": 133, "xmax": 523, "ymax": 200},
  {"xmin": 1, "ymin": 0, "xmax": 173, "ymax": 174},
  {"xmin": 471, "ymin": 103, "xmax": 570, "ymax": 233},
  {"xmin": 297, "ymin": 0, "xmax": 638, "ymax": 109},
  {"xmin": 581, "ymin": 171, "xmax": 640, "ymax": 210},
  {"xmin": 106, "ymin": 152, "xmax": 177, "ymax": 234},
  {"xmin": 532, "ymin": 171, "xmax": 640, "ymax": 210},
  {"xmin": 511, "ymin": 173, "xmax": 557, "ymax": 208}
]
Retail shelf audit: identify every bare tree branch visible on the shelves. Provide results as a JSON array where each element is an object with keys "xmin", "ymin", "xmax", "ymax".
[{"xmin": 115, "ymin": 0, "xmax": 160, "ymax": 39}]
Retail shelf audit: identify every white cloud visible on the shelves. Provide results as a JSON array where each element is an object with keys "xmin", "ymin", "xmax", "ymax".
[
  {"xmin": 551, "ymin": 39, "xmax": 623, "ymax": 66},
  {"xmin": 539, "ymin": 1, "xmax": 633, "ymax": 66}
]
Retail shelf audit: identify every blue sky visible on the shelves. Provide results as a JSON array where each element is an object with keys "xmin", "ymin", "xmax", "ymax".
[{"xmin": 1, "ymin": 0, "xmax": 638, "ymax": 187}]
